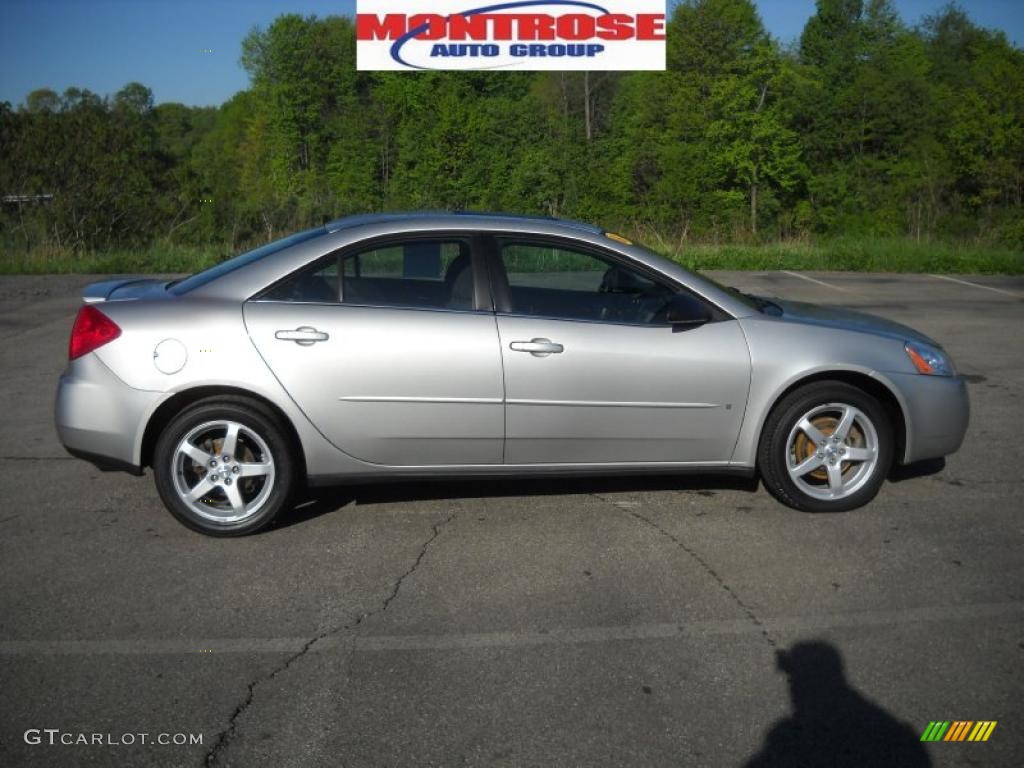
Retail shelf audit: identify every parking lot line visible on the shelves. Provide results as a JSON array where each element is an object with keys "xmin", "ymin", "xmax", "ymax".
[
  {"xmin": 929, "ymin": 274, "xmax": 1021, "ymax": 298},
  {"xmin": 781, "ymin": 270, "xmax": 851, "ymax": 292},
  {"xmin": 1, "ymin": 601, "xmax": 1019, "ymax": 655}
]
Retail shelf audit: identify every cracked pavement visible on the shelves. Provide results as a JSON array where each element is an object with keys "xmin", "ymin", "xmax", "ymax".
[
  {"xmin": 204, "ymin": 512, "xmax": 456, "ymax": 767},
  {"xmin": 0, "ymin": 273, "xmax": 1022, "ymax": 767}
]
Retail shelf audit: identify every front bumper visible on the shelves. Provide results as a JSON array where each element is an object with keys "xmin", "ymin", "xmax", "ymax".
[
  {"xmin": 886, "ymin": 372, "xmax": 970, "ymax": 464},
  {"xmin": 55, "ymin": 354, "xmax": 165, "ymax": 473}
]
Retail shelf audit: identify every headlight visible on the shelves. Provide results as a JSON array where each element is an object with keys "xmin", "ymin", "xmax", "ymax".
[{"xmin": 904, "ymin": 341, "xmax": 955, "ymax": 377}]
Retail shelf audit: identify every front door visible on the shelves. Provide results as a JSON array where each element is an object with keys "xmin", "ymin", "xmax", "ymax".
[
  {"xmin": 492, "ymin": 238, "xmax": 751, "ymax": 465},
  {"xmin": 244, "ymin": 236, "xmax": 504, "ymax": 466}
]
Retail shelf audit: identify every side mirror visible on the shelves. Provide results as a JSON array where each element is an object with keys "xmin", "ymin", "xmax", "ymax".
[{"xmin": 664, "ymin": 294, "xmax": 713, "ymax": 330}]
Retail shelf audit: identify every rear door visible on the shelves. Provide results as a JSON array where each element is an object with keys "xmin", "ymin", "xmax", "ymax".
[
  {"xmin": 490, "ymin": 237, "xmax": 751, "ymax": 465},
  {"xmin": 244, "ymin": 235, "xmax": 504, "ymax": 466}
]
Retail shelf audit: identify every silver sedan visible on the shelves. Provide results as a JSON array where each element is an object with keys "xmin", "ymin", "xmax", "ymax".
[{"xmin": 55, "ymin": 213, "xmax": 969, "ymax": 535}]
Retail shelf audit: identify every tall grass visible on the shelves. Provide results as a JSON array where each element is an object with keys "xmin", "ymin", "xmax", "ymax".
[
  {"xmin": 658, "ymin": 236, "xmax": 1024, "ymax": 274},
  {"xmin": 0, "ymin": 237, "xmax": 1021, "ymax": 275},
  {"xmin": 0, "ymin": 244, "xmax": 222, "ymax": 275}
]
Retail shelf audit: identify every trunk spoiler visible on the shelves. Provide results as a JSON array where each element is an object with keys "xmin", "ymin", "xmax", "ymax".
[{"xmin": 81, "ymin": 278, "xmax": 167, "ymax": 303}]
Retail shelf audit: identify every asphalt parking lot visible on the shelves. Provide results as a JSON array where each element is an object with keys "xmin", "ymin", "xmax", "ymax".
[{"xmin": 0, "ymin": 271, "xmax": 1021, "ymax": 767}]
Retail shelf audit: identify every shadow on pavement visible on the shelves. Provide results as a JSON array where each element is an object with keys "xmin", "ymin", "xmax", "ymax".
[
  {"xmin": 271, "ymin": 458, "xmax": 951, "ymax": 532},
  {"xmin": 743, "ymin": 641, "xmax": 930, "ymax": 768},
  {"xmin": 272, "ymin": 473, "xmax": 761, "ymax": 530},
  {"xmin": 888, "ymin": 457, "xmax": 946, "ymax": 483}
]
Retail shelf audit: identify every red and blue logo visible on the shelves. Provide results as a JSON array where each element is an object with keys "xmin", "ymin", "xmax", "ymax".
[{"xmin": 356, "ymin": 1, "xmax": 666, "ymax": 71}]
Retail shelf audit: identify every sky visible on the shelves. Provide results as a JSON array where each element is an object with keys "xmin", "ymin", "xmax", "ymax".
[{"xmin": 1, "ymin": 0, "xmax": 1021, "ymax": 108}]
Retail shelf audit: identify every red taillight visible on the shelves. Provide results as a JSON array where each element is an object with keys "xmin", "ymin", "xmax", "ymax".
[{"xmin": 69, "ymin": 305, "xmax": 121, "ymax": 360}]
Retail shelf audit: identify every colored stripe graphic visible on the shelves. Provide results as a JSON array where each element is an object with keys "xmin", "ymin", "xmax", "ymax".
[
  {"xmin": 921, "ymin": 721, "xmax": 950, "ymax": 741},
  {"xmin": 945, "ymin": 721, "xmax": 972, "ymax": 741},
  {"xmin": 922, "ymin": 720, "xmax": 996, "ymax": 742},
  {"xmin": 973, "ymin": 722, "xmax": 997, "ymax": 742}
]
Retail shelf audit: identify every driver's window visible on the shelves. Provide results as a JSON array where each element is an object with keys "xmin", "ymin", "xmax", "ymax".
[{"xmin": 499, "ymin": 242, "xmax": 674, "ymax": 324}]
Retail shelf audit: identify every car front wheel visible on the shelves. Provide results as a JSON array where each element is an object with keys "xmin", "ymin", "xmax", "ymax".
[
  {"xmin": 153, "ymin": 397, "xmax": 295, "ymax": 536},
  {"xmin": 758, "ymin": 381, "xmax": 894, "ymax": 512}
]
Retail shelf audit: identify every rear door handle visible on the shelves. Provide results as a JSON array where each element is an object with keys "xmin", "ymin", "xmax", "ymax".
[
  {"xmin": 510, "ymin": 338, "xmax": 564, "ymax": 357},
  {"xmin": 275, "ymin": 326, "xmax": 329, "ymax": 346}
]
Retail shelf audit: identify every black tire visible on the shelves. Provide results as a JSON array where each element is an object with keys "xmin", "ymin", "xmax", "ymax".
[
  {"xmin": 757, "ymin": 381, "xmax": 894, "ymax": 512},
  {"xmin": 153, "ymin": 396, "xmax": 296, "ymax": 536}
]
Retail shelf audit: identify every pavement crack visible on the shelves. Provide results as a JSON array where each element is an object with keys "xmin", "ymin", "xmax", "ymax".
[
  {"xmin": 202, "ymin": 623, "xmax": 353, "ymax": 767},
  {"xmin": 203, "ymin": 511, "xmax": 455, "ymax": 768},
  {"xmin": 379, "ymin": 511, "xmax": 456, "ymax": 614},
  {"xmin": 344, "ymin": 511, "xmax": 456, "ymax": 682},
  {"xmin": 595, "ymin": 495, "xmax": 777, "ymax": 649}
]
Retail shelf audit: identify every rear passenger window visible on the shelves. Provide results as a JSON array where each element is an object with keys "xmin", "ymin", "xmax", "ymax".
[
  {"xmin": 263, "ymin": 240, "xmax": 477, "ymax": 311},
  {"xmin": 344, "ymin": 241, "xmax": 474, "ymax": 310},
  {"xmin": 262, "ymin": 260, "xmax": 338, "ymax": 303}
]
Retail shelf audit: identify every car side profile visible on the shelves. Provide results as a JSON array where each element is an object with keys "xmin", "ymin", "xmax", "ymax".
[{"xmin": 55, "ymin": 213, "xmax": 969, "ymax": 535}]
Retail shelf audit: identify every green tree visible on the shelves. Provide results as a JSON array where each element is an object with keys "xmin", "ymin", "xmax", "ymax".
[
  {"xmin": 1, "ymin": 3, "xmax": 1020, "ymax": 260},
  {"xmin": 707, "ymin": 44, "xmax": 805, "ymax": 236}
]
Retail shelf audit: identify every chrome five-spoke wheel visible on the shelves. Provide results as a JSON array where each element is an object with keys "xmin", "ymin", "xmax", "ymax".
[
  {"xmin": 786, "ymin": 403, "xmax": 879, "ymax": 501},
  {"xmin": 172, "ymin": 420, "xmax": 275, "ymax": 523},
  {"xmin": 153, "ymin": 397, "xmax": 295, "ymax": 535},
  {"xmin": 758, "ymin": 381, "xmax": 894, "ymax": 512}
]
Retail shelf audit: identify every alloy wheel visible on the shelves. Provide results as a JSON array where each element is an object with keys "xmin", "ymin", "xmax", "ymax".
[
  {"xmin": 171, "ymin": 420, "xmax": 276, "ymax": 523},
  {"xmin": 785, "ymin": 403, "xmax": 880, "ymax": 501}
]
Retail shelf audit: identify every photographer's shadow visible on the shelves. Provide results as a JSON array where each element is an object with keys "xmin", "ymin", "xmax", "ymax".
[{"xmin": 744, "ymin": 641, "xmax": 930, "ymax": 768}]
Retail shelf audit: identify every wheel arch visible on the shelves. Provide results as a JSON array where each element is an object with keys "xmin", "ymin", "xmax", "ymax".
[
  {"xmin": 140, "ymin": 385, "xmax": 307, "ymax": 476},
  {"xmin": 758, "ymin": 370, "xmax": 909, "ymax": 466}
]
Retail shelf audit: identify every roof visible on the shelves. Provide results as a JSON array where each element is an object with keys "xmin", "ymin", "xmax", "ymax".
[{"xmin": 325, "ymin": 211, "xmax": 605, "ymax": 236}]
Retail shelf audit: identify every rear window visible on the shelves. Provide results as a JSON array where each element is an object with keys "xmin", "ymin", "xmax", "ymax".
[
  {"xmin": 168, "ymin": 227, "xmax": 327, "ymax": 295},
  {"xmin": 259, "ymin": 239, "xmax": 475, "ymax": 311}
]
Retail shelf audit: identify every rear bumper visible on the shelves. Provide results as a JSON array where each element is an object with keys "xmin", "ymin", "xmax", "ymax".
[
  {"xmin": 55, "ymin": 354, "xmax": 165, "ymax": 473},
  {"xmin": 888, "ymin": 372, "xmax": 970, "ymax": 464}
]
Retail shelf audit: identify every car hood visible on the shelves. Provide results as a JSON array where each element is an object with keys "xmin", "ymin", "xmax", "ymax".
[{"xmin": 768, "ymin": 298, "xmax": 940, "ymax": 347}]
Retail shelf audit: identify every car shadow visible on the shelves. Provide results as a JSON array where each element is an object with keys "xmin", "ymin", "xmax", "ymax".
[
  {"xmin": 742, "ymin": 641, "xmax": 930, "ymax": 768},
  {"xmin": 888, "ymin": 457, "xmax": 945, "ymax": 483},
  {"xmin": 271, "ymin": 473, "xmax": 761, "ymax": 530},
  {"xmin": 270, "ymin": 457, "xmax": 951, "ymax": 531}
]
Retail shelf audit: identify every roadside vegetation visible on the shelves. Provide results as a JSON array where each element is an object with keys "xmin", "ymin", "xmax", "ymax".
[
  {"xmin": 1, "ymin": 1, "xmax": 1022, "ymax": 273},
  {"xmin": 661, "ymin": 237, "xmax": 1024, "ymax": 274},
  {"xmin": 2, "ymin": 237, "xmax": 1020, "ymax": 275}
]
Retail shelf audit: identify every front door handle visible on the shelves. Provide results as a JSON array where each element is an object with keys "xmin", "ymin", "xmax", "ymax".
[
  {"xmin": 275, "ymin": 326, "xmax": 329, "ymax": 346},
  {"xmin": 510, "ymin": 338, "xmax": 564, "ymax": 357}
]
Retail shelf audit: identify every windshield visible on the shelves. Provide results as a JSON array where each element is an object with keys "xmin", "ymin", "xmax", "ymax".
[
  {"xmin": 168, "ymin": 226, "xmax": 327, "ymax": 295},
  {"xmin": 624, "ymin": 236, "xmax": 776, "ymax": 315},
  {"xmin": 690, "ymin": 269, "xmax": 782, "ymax": 315}
]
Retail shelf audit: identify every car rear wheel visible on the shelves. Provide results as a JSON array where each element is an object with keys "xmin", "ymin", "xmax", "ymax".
[
  {"xmin": 153, "ymin": 397, "xmax": 295, "ymax": 535},
  {"xmin": 758, "ymin": 381, "xmax": 894, "ymax": 512}
]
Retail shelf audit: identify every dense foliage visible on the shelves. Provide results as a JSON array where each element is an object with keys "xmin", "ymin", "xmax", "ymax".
[{"xmin": 1, "ymin": 0, "xmax": 1022, "ymax": 259}]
